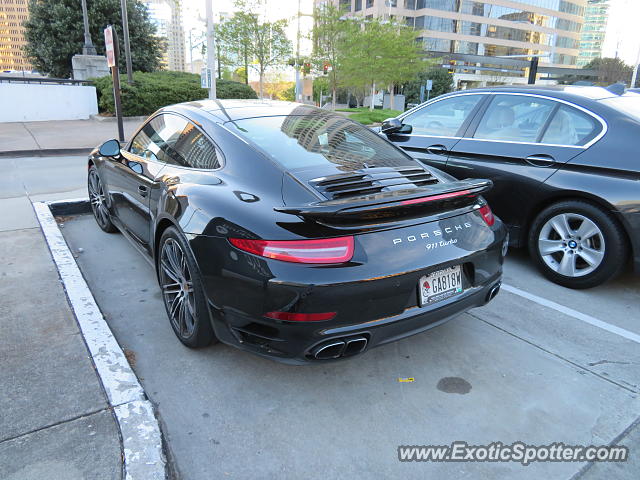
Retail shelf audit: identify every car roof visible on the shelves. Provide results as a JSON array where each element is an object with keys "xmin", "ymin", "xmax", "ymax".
[
  {"xmin": 162, "ymin": 99, "xmax": 324, "ymax": 123},
  {"xmin": 457, "ymin": 85, "xmax": 621, "ymax": 100}
]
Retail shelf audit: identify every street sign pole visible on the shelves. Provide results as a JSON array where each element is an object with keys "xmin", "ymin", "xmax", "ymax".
[
  {"xmin": 426, "ymin": 79, "xmax": 433, "ymax": 102},
  {"xmin": 120, "ymin": 0, "xmax": 134, "ymax": 84},
  {"xmin": 104, "ymin": 25, "xmax": 125, "ymax": 142},
  {"xmin": 205, "ymin": 0, "xmax": 217, "ymax": 100}
]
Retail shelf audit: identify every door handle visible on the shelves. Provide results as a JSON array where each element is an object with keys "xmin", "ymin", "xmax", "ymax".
[
  {"xmin": 525, "ymin": 154, "xmax": 556, "ymax": 167},
  {"xmin": 138, "ymin": 185, "xmax": 149, "ymax": 197},
  {"xmin": 426, "ymin": 144, "xmax": 447, "ymax": 155}
]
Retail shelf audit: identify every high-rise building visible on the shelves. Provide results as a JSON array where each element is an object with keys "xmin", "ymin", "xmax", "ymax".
[
  {"xmin": 0, "ymin": 0, "xmax": 32, "ymax": 72},
  {"xmin": 577, "ymin": 0, "xmax": 609, "ymax": 66},
  {"xmin": 317, "ymin": 0, "xmax": 587, "ymax": 70},
  {"xmin": 143, "ymin": 0, "xmax": 186, "ymax": 71}
]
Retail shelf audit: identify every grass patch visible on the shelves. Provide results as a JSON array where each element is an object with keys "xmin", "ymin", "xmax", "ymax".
[{"xmin": 336, "ymin": 108, "xmax": 402, "ymax": 125}]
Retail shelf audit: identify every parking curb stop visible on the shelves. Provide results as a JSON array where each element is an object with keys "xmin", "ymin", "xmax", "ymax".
[{"xmin": 32, "ymin": 199, "xmax": 167, "ymax": 479}]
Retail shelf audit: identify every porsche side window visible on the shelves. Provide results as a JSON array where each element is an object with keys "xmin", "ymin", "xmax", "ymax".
[
  {"xmin": 474, "ymin": 95, "xmax": 555, "ymax": 143},
  {"xmin": 541, "ymin": 105, "xmax": 600, "ymax": 146},
  {"xmin": 402, "ymin": 95, "xmax": 483, "ymax": 136},
  {"xmin": 129, "ymin": 114, "xmax": 189, "ymax": 164},
  {"xmin": 171, "ymin": 123, "xmax": 221, "ymax": 169}
]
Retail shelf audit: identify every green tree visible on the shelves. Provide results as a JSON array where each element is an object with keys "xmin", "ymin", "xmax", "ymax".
[
  {"xmin": 24, "ymin": 0, "xmax": 162, "ymax": 78},
  {"xmin": 402, "ymin": 67, "xmax": 453, "ymax": 104},
  {"xmin": 311, "ymin": 2, "xmax": 355, "ymax": 109},
  {"xmin": 584, "ymin": 57, "xmax": 633, "ymax": 86},
  {"xmin": 217, "ymin": 6, "xmax": 254, "ymax": 84},
  {"xmin": 341, "ymin": 18, "xmax": 422, "ymax": 110},
  {"xmin": 248, "ymin": 18, "xmax": 292, "ymax": 98}
]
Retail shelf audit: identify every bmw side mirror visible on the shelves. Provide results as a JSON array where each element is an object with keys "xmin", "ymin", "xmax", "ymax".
[
  {"xmin": 99, "ymin": 139, "xmax": 121, "ymax": 157},
  {"xmin": 381, "ymin": 118, "xmax": 412, "ymax": 135}
]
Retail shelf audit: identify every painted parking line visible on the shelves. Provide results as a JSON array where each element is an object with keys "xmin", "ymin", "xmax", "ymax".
[
  {"xmin": 32, "ymin": 200, "xmax": 166, "ymax": 480},
  {"xmin": 502, "ymin": 283, "xmax": 640, "ymax": 345}
]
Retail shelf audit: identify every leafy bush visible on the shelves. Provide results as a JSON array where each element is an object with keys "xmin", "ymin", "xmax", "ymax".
[{"xmin": 93, "ymin": 71, "xmax": 257, "ymax": 116}]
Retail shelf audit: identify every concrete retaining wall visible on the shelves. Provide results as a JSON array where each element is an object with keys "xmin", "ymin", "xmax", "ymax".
[{"xmin": 0, "ymin": 83, "xmax": 98, "ymax": 122}]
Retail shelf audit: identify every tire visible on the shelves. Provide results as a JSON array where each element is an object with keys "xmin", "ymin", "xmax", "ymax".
[
  {"xmin": 88, "ymin": 165, "xmax": 118, "ymax": 233},
  {"xmin": 157, "ymin": 226, "xmax": 217, "ymax": 348},
  {"xmin": 528, "ymin": 200, "xmax": 628, "ymax": 289}
]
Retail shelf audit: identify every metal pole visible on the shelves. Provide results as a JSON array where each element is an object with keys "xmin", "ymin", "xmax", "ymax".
[
  {"xmin": 120, "ymin": 0, "xmax": 133, "ymax": 84},
  {"xmin": 528, "ymin": 56, "xmax": 539, "ymax": 85},
  {"xmin": 110, "ymin": 26, "xmax": 125, "ymax": 142},
  {"xmin": 295, "ymin": 0, "xmax": 301, "ymax": 102},
  {"xmin": 631, "ymin": 43, "xmax": 640, "ymax": 88},
  {"xmin": 205, "ymin": 0, "xmax": 217, "ymax": 99},
  {"xmin": 80, "ymin": 0, "xmax": 96, "ymax": 55}
]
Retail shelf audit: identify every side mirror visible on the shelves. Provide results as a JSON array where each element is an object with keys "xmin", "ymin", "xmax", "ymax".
[
  {"xmin": 99, "ymin": 139, "xmax": 121, "ymax": 157},
  {"xmin": 381, "ymin": 118, "xmax": 412, "ymax": 135}
]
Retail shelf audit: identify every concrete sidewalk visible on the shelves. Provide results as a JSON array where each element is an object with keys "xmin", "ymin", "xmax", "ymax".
[
  {"xmin": 0, "ymin": 155, "xmax": 123, "ymax": 479},
  {"xmin": 0, "ymin": 118, "xmax": 143, "ymax": 156}
]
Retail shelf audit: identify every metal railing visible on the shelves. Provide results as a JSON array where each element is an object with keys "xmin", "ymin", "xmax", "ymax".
[{"xmin": 0, "ymin": 76, "xmax": 93, "ymax": 85}]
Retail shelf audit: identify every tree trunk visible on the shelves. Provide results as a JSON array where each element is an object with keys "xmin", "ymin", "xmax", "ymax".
[
  {"xmin": 370, "ymin": 82, "xmax": 375, "ymax": 111},
  {"xmin": 244, "ymin": 48, "xmax": 249, "ymax": 84},
  {"xmin": 259, "ymin": 71, "xmax": 264, "ymax": 99},
  {"xmin": 332, "ymin": 86, "xmax": 336, "ymax": 110},
  {"xmin": 388, "ymin": 84, "xmax": 394, "ymax": 110}
]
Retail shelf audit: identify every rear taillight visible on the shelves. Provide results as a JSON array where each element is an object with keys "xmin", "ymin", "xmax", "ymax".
[
  {"xmin": 229, "ymin": 236, "xmax": 354, "ymax": 264},
  {"xmin": 264, "ymin": 311, "xmax": 336, "ymax": 322},
  {"xmin": 479, "ymin": 204, "xmax": 495, "ymax": 226}
]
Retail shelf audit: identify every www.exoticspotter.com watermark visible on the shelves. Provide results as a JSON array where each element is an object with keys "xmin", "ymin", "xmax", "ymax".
[{"xmin": 398, "ymin": 442, "xmax": 628, "ymax": 466}]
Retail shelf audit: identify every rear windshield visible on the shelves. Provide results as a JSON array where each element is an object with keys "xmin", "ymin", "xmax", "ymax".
[
  {"xmin": 227, "ymin": 109, "xmax": 414, "ymax": 170},
  {"xmin": 599, "ymin": 94, "xmax": 640, "ymax": 121}
]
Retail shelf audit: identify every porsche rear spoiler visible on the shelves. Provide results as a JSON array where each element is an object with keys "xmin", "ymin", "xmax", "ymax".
[{"xmin": 275, "ymin": 179, "xmax": 492, "ymax": 221}]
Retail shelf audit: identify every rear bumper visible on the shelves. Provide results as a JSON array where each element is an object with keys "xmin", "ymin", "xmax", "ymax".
[
  {"xmin": 212, "ymin": 277, "xmax": 502, "ymax": 364},
  {"xmin": 191, "ymin": 218, "xmax": 507, "ymax": 364}
]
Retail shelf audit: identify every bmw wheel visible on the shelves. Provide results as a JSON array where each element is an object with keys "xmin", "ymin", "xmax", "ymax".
[
  {"xmin": 88, "ymin": 166, "xmax": 117, "ymax": 233},
  {"xmin": 528, "ymin": 200, "xmax": 628, "ymax": 289},
  {"xmin": 157, "ymin": 226, "xmax": 216, "ymax": 348}
]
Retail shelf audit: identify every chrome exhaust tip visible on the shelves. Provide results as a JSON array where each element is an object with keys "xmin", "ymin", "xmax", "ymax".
[
  {"xmin": 344, "ymin": 337, "xmax": 368, "ymax": 356},
  {"xmin": 486, "ymin": 283, "xmax": 501, "ymax": 302},
  {"xmin": 312, "ymin": 341, "xmax": 346, "ymax": 360}
]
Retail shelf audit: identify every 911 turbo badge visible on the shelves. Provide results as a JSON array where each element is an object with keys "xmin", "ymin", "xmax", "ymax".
[{"xmin": 89, "ymin": 99, "xmax": 506, "ymax": 364}]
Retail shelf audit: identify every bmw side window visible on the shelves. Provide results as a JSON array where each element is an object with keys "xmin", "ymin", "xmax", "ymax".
[
  {"xmin": 474, "ymin": 95, "xmax": 555, "ymax": 143},
  {"xmin": 129, "ymin": 114, "xmax": 189, "ymax": 164},
  {"xmin": 403, "ymin": 95, "xmax": 483, "ymax": 137},
  {"xmin": 541, "ymin": 105, "xmax": 600, "ymax": 146},
  {"xmin": 170, "ymin": 123, "xmax": 221, "ymax": 169}
]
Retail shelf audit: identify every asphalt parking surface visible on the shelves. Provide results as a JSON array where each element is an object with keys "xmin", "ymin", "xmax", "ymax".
[{"xmin": 61, "ymin": 214, "xmax": 640, "ymax": 480}]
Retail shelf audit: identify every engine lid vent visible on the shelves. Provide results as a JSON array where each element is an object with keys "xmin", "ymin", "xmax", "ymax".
[{"xmin": 310, "ymin": 166, "xmax": 439, "ymax": 200}]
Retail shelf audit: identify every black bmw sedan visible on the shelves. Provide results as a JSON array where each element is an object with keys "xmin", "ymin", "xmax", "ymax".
[
  {"xmin": 381, "ymin": 86, "xmax": 640, "ymax": 289},
  {"xmin": 88, "ymin": 100, "xmax": 507, "ymax": 363}
]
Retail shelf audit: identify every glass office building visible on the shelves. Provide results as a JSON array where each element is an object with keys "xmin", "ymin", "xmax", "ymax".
[
  {"xmin": 577, "ymin": 0, "xmax": 609, "ymax": 67},
  {"xmin": 319, "ymin": 0, "xmax": 587, "ymax": 68}
]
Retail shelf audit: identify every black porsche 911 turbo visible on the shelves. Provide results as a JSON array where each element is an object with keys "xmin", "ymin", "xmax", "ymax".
[
  {"xmin": 380, "ymin": 86, "xmax": 640, "ymax": 289},
  {"xmin": 88, "ymin": 100, "xmax": 507, "ymax": 363}
]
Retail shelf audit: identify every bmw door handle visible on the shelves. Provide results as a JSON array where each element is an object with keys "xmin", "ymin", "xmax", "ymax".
[
  {"xmin": 525, "ymin": 154, "xmax": 556, "ymax": 167},
  {"xmin": 426, "ymin": 144, "xmax": 448, "ymax": 155},
  {"xmin": 138, "ymin": 185, "xmax": 149, "ymax": 197}
]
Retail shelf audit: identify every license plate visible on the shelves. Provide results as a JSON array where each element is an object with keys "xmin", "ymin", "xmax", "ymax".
[{"xmin": 419, "ymin": 265, "xmax": 463, "ymax": 306}]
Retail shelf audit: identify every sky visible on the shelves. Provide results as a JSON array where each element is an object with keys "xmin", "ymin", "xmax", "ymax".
[{"xmin": 602, "ymin": 0, "xmax": 640, "ymax": 65}]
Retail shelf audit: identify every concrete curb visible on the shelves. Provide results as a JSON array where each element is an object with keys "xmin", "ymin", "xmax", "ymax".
[
  {"xmin": 0, "ymin": 148, "xmax": 93, "ymax": 158},
  {"xmin": 32, "ymin": 199, "xmax": 166, "ymax": 480},
  {"xmin": 90, "ymin": 114, "xmax": 147, "ymax": 123}
]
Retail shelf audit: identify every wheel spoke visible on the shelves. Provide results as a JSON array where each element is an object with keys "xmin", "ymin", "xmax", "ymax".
[
  {"xmin": 169, "ymin": 292, "xmax": 183, "ymax": 320},
  {"xmin": 549, "ymin": 214, "xmax": 573, "ymax": 239},
  {"xmin": 578, "ymin": 246, "xmax": 604, "ymax": 268},
  {"xmin": 161, "ymin": 259, "xmax": 181, "ymax": 284},
  {"xmin": 162, "ymin": 282, "xmax": 181, "ymax": 294},
  {"xmin": 576, "ymin": 219, "xmax": 599, "ymax": 241},
  {"xmin": 558, "ymin": 252, "xmax": 577, "ymax": 276},
  {"xmin": 539, "ymin": 239, "xmax": 564, "ymax": 256}
]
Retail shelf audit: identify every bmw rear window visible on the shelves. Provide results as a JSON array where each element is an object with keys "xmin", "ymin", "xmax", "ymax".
[{"xmin": 227, "ymin": 109, "xmax": 415, "ymax": 170}]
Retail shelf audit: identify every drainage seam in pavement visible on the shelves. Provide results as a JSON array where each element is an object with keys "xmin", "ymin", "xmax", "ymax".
[
  {"xmin": 569, "ymin": 414, "xmax": 640, "ymax": 480},
  {"xmin": 0, "ymin": 407, "xmax": 110, "ymax": 444},
  {"xmin": 468, "ymin": 312, "xmax": 639, "ymax": 395}
]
